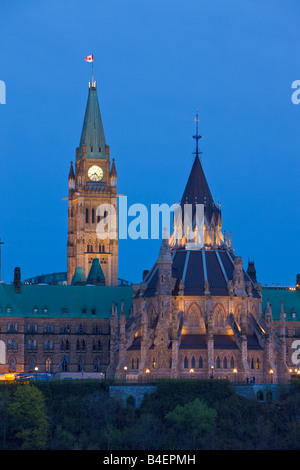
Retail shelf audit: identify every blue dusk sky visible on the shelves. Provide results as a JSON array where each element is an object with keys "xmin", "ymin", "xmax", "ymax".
[{"xmin": 0, "ymin": 0, "xmax": 299, "ymax": 286}]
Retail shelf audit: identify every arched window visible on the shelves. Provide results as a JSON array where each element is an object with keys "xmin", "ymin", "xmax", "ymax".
[
  {"xmin": 191, "ymin": 356, "xmax": 195, "ymax": 368},
  {"xmin": 216, "ymin": 356, "xmax": 220, "ymax": 369},
  {"xmin": 184, "ymin": 356, "xmax": 188, "ymax": 369},
  {"xmin": 78, "ymin": 358, "xmax": 84, "ymax": 372},
  {"xmin": 44, "ymin": 340, "xmax": 48, "ymax": 350},
  {"xmin": 7, "ymin": 339, "xmax": 11, "ymax": 350},
  {"xmin": 33, "ymin": 340, "xmax": 37, "ymax": 350},
  {"xmin": 98, "ymin": 340, "xmax": 102, "ymax": 351},
  {"xmin": 256, "ymin": 358, "xmax": 260, "ymax": 369},
  {"xmin": 132, "ymin": 358, "xmax": 135, "ymax": 369},
  {"xmin": 29, "ymin": 358, "xmax": 35, "ymax": 371},
  {"xmin": 223, "ymin": 357, "xmax": 227, "ymax": 369},
  {"xmin": 93, "ymin": 358, "xmax": 100, "ymax": 372},
  {"xmin": 199, "ymin": 356, "xmax": 203, "ymax": 368},
  {"xmin": 46, "ymin": 357, "xmax": 52, "ymax": 372},
  {"xmin": 62, "ymin": 358, "xmax": 68, "ymax": 372},
  {"xmin": 230, "ymin": 357, "xmax": 234, "ymax": 369},
  {"xmin": 152, "ymin": 357, "xmax": 156, "ymax": 369},
  {"xmin": 214, "ymin": 306, "xmax": 225, "ymax": 328},
  {"xmin": 86, "ymin": 208, "xmax": 89, "ymax": 223},
  {"xmin": 9, "ymin": 357, "xmax": 16, "ymax": 372},
  {"xmin": 92, "ymin": 208, "xmax": 95, "ymax": 223}
]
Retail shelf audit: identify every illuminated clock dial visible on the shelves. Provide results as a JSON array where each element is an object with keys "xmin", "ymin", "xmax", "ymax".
[{"xmin": 88, "ymin": 165, "xmax": 103, "ymax": 181}]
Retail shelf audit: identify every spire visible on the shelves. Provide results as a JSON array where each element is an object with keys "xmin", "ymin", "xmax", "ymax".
[
  {"xmin": 76, "ymin": 82, "xmax": 107, "ymax": 160},
  {"xmin": 68, "ymin": 161, "xmax": 75, "ymax": 180},
  {"xmin": 181, "ymin": 114, "xmax": 220, "ymax": 225}
]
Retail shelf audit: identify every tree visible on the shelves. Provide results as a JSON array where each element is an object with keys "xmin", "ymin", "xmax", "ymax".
[
  {"xmin": 165, "ymin": 398, "xmax": 217, "ymax": 449},
  {"xmin": 8, "ymin": 384, "xmax": 49, "ymax": 449}
]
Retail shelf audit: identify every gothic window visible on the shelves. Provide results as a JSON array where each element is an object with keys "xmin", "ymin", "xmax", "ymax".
[
  {"xmin": 199, "ymin": 356, "xmax": 203, "ymax": 368},
  {"xmin": 97, "ymin": 340, "xmax": 102, "ymax": 351},
  {"xmin": 29, "ymin": 358, "xmax": 35, "ymax": 372},
  {"xmin": 94, "ymin": 358, "xmax": 100, "ymax": 372},
  {"xmin": 251, "ymin": 358, "xmax": 254, "ymax": 369},
  {"xmin": 223, "ymin": 357, "xmax": 227, "ymax": 369},
  {"xmin": 86, "ymin": 208, "xmax": 89, "ymax": 223},
  {"xmin": 152, "ymin": 357, "xmax": 156, "ymax": 369},
  {"xmin": 60, "ymin": 340, "xmax": 64, "ymax": 350},
  {"xmin": 230, "ymin": 357, "xmax": 234, "ymax": 369},
  {"xmin": 44, "ymin": 340, "xmax": 48, "ymax": 350},
  {"xmin": 66, "ymin": 340, "xmax": 70, "ymax": 350},
  {"xmin": 132, "ymin": 358, "xmax": 135, "ymax": 369},
  {"xmin": 78, "ymin": 358, "xmax": 84, "ymax": 372},
  {"xmin": 27, "ymin": 340, "xmax": 31, "ymax": 350},
  {"xmin": 62, "ymin": 358, "xmax": 68, "ymax": 372},
  {"xmin": 214, "ymin": 305, "xmax": 225, "ymax": 328},
  {"xmin": 216, "ymin": 356, "xmax": 220, "ymax": 369},
  {"xmin": 256, "ymin": 358, "xmax": 260, "ymax": 369},
  {"xmin": 92, "ymin": 208, "xmax": 95, "ymax": 223},
  {"xmin": 45, "ymin": 357, "xmax": 52, "ymax": 372},
  {"xmin": 7, "ymin": 339, "xmax": 11, "ymax": 350},
  {"xmin": 82, "ymin": 340, "xmax": 86, "ymax": 351},
  {"xmin": 191, "ymin": 356, "xmax": 195, "ymax": 368},
  {"xmin": 49, "ymin": 340, "xmax": 53, "ymax": 350},
  {"xmin": 33, "ymin": 340, "xmax": 37, "ymax": 350},
  {"xmin": 188, "ymin": 304, "xmax": 202, "ymax": 328},
  {"xmin": 9, "ymin": 357, "xmax": 16, "ymax": 372},
  {"xmin": 184, "ymin": 357, "xmax": 188, "ymax": 369}
]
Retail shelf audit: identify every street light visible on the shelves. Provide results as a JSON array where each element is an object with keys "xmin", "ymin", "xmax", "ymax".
[
  {"xmin": 269, "ymin": 369, "xmax": 274, "ymax": 383},
  {"xmin": 233, "ymin": 368, "xmax": 237, "ymax": 383},
  {"xmin": 35, "ymin": 367, "xmax": 38, "ymax": 381},
  {"xmin": 124, "ymin": 366, "xmax": 127, "ymax": 383},
  {"xmin": 210, "ymin": 365, "xmax": 214, "ymax": 379}
]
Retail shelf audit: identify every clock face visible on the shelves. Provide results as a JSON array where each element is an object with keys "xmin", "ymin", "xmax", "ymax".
[{"xmin": 88, "ymin": 165, "xmax": 103, "ymax": 181}]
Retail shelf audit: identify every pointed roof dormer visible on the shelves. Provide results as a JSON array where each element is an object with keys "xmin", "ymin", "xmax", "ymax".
[{"xmin": 76, "ymin": 81, "xmax": 107, "ymax": 160}]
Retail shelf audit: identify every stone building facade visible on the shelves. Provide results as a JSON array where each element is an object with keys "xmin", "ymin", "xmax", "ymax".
[{"xmin": 109, "ymin": 148, "xmax": 291, "ymax": 384}]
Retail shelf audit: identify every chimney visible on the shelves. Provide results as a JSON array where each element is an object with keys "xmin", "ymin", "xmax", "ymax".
[{"xmin": 14, "ymin": 267, "xmax": 21, "ymax": 293}]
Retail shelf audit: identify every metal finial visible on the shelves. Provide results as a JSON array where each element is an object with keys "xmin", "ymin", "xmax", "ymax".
[{"xmin": 192, "ymin": 110, "xmax": 202, "ymax": 160}]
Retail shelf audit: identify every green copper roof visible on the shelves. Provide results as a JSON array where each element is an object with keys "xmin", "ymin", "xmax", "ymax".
[
  {"xmin": 262, "ymin": 287, "xmax": 300, "ymax": 321},
  {"xmin": 77, "ymin": 83, "xmax": 106, "ymax": 160},
  {"xmin": 86, "ymin": 258, "xmax": 105, "ymax": 285},
  {"xmin": 71, "ymin": 267, "xmax": 87, "ymax": 286},
  {"xmin": 0, "ymin": 284, "xmax": 133, "ymax": 319}
]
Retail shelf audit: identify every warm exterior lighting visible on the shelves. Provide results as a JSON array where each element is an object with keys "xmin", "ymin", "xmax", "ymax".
[
  {"xmin": 233, "ymin": 368, "xmax": 237, "ymax": 373},
  {"xmin": 189, "ymin": 368, "xmax": 194, "ymax": 373},
  {"xmin": 124, "ymin": 366, "xmax": 127, "ymax": 371},
  {"xmin": 145, "ymin": 369, "xmax": 150, "ymax": 374}
]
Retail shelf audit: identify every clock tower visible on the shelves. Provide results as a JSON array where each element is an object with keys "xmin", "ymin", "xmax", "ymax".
[{"xmin": 67, "ymin": 80, "xmax": 118, "ymax": 285}]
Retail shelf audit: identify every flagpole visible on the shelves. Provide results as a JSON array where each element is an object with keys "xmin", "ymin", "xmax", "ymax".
[{"xmin": 92, "ymin": 59, "xmax": 94, "ymax": 85}]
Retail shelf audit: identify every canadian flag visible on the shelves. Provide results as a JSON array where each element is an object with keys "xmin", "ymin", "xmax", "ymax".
[{"xmin": 85, "ymin": 54, "xmax": 93, "ymax": 62}]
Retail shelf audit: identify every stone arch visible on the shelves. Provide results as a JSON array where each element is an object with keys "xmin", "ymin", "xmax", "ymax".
[
  {"xmin": 186, "ymin": 302, "xmax": 205, "ymax": 329},
  {"xmin": 213, "ymin": 303, "xmax": 226, "ymax": 328}
]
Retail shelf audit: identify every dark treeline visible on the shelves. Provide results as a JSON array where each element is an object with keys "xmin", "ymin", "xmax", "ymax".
[{"xmin": 1, "ymin": 378, "xmax": 300, "ymax": 450}]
